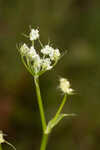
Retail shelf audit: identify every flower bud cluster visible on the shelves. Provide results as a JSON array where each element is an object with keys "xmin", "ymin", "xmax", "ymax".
[
  {"xmin": 19, "ymin": 28, "xmax": 61, "ymax": 76},
  {"xmin": 59, "ymin": 78, "xmax": 74, "ymax": 95}
]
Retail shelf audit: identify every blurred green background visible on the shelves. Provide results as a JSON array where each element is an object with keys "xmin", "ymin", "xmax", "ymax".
[{"xmin": 0, "ymin": 0, "xmax": 100, "ymax": 150}]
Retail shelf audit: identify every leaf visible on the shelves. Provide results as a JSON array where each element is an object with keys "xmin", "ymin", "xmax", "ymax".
[{"xmin": 45, "ymin": 113, "xmax": 76, "ymax": 134}]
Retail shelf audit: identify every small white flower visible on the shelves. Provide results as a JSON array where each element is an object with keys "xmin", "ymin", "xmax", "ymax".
[
  {"xmin": 41, "ymin": 45, "xmax": 54, "ymax": 56},
  {"xmin": 42, "ymin": 58, "xmax": 52, "ymax": 70},
  {"xmin": 0, "ymin": 131, "xmax": 5, "ymax": 144},
  {"xmin": 27, "ymin": 46, "xmax": 37, "ymax": 60},
  {"xmin": 34, "ymin": 54, "xmax": 41, "ymax": 64},
  {"xmin": 50, "ymin": 48, "xmax": 60, "ymax": 61},
  {"xmin": 41, "ymin": 45, "xmax": 60, "ymax": 62},
  {"xmin": 66, "ymin": 88, "xmax": 74, "ymax": 95},
  {"xmin": 20, "ymin": 43, "xmax": 29, "ymax": 55},
  {"xmin": 30, "ymin": 29, "xmax": 39, "ymax": 41},
  {"xmin": 59, "ymin": 78, "xmax": 74, "ymax": 95},
  {"xmin": 33, "ymin": 54, "xmax": 42, "ymax": 73}
]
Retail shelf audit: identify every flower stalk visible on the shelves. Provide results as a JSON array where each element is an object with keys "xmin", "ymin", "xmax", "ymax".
[
  {"xmin": 54, "ymin": 94, "xmax": 67, "ymax": 120},
  {"xmin": 34, "ymin": 76, "xmax": 49, "ymax": 150},
  {"xmin": 34, "ymin": 76, "xmax": 47, "ymax": 133}
]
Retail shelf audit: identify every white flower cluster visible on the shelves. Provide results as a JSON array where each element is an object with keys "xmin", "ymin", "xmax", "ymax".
[
  {"xmin": 41, "ymin": 45, "xmax": 60, "ymax": 61},
  {"xmin": 30, "ymin": 29, "xmax": 39, "ymax": 41},
  {"xmin": 20, "ymin": 43, "xmax": 29, "ymax": 56},
  {"xmin": 59, "ymin": 78, "xmax": 74, "ymax": 95},
  {"xmin": 19, "ymin": 28, "xmax": 61, "ymax": 76}
]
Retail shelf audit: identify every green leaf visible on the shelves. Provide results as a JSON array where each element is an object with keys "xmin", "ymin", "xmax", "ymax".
[{"xmin": 45, "ymin": 113, "xmax": 76, "ymax": 134}]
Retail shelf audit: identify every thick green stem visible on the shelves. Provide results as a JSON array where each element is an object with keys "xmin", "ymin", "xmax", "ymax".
[
  {"xmin": 34, "ymin": 76, "xmax": 49, "ymax": 150},
  {"xmin": 40, "ymin": 134, "xmax": 48, "ymax": 150},
  {"xmin": 0, "ymin": 144, "xmax": 2, "ymax": 150},
  {"xmin": 34, "ymin": 76, "xmax": 46, "ymax": 133},
  {"xmin": 54, "ymin": 94, "xmax": 67, "ymax": 119}
]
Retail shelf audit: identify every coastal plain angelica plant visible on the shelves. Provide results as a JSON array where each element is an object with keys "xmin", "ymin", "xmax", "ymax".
[{"xmin": 18, "ymin": 27, "xmax": 75, "ymax": 150}]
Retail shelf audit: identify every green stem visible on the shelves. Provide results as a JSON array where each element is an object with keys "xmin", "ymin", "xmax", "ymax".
[
  {"xmin": 32, "ymin": 41, "xmax": 34, "ymax": 46},
  {"xmin": 54, "ymin": 94, "xmax": 67, "ymax": 119},
  {"xmin": 0, "ymin": 144, "xmax": 2, "ymax": 150},
  {"xmin": 21, "ymin": 56, "xmax": 33, "ymax": 76},
  {"xmin": 34, "ymin": 76, "xmax": 46, "ymax": 133},
  {"xmin": 40, "ymin": 134, "xmax": 48, "ymax": 150},
  {"xmin": 38, "ymin": 39, "xmax": 43, "ymax": 48}
]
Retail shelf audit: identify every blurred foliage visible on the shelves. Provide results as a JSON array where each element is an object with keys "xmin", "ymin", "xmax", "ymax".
[{"xmin": 0, "ymin": 0, "xmax": 100, "ymax": 150}]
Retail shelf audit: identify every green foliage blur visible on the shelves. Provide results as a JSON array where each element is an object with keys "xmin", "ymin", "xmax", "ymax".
[{"xmin": 0, "ymin": 0, "xmax": 100, "ymax": 150}]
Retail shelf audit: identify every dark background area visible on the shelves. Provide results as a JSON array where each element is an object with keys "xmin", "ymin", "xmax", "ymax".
[{"xmin": 0, "ymin": 0, "xmax": 100, "ymax": 150}]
